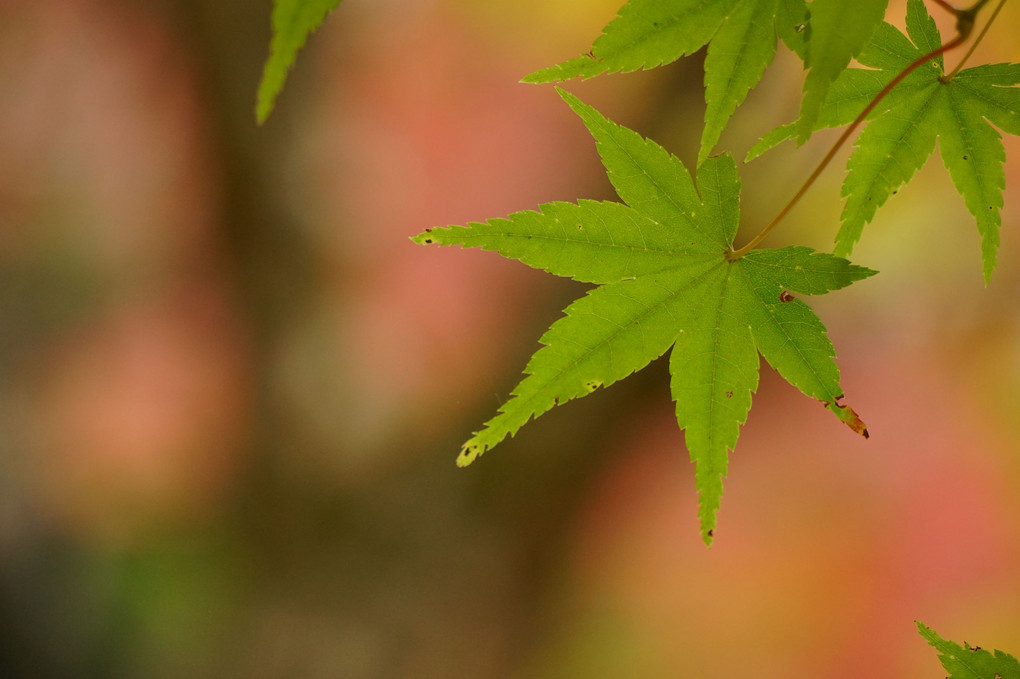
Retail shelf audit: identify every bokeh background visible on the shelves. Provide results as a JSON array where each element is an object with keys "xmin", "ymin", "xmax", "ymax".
[{"xmin": 1, "ymin": 0, "xmax": 1018, "ymax": 677}]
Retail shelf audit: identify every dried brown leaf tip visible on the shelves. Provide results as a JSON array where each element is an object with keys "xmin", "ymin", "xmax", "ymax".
[{"xmin": 825, "ymin": 396, "xmax": 869, "ymax": 439}]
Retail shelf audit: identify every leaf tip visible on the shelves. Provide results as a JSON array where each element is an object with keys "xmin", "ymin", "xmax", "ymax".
[
  {"xmin": 257, "ymin": 0, "xmax": 344, "ymax": 126},
  {"xmin": 856, "ymin": 265, "xmax": 880, "ymax": 281},
  {"xmin": 457, "ymin": 442, "xmax": 484, "ymax": 467},
  {"xmin": 255, "ymin": 101, "xmax": 271, "ymax": 126},
  {"xmin": 696, "ymin": 485, "xmax": 723, "ymax": 547},
  {"xmin": 411, "ymin": 228, "xmax": 438, "ymax": 246},
  {"xmin": 825, "ymin": 397, "xmax": 869, "ymax": 438},
  {"xmin": 982, "ymin": 263, "xmax": 995, "ymax": 287},
  {"xmin": 555, "ymin": 85, "xmax": 579, "ymax": 107},
  {"xmin": 696, "ymin": 144, "xmax": 712, "ymax": 169},
  {"xmin": 521, "ymin": 69, "xmax": 558, "ymax": 84},
  {"xmin": 255, "ymin": 73, "xmax": 280, "ymax": 125},
  {"xmin": 916, "ymin": 621, "xmax": 939, "ymax": 644}
]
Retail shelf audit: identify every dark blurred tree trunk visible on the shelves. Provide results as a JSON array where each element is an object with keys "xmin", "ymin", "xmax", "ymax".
[{"xmin": 153, "ymin": 2, "xmax": 698, "ymax": 676}]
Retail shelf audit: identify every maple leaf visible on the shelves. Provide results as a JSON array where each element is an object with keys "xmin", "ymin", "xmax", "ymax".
[
  {"xmin": 257, "ymin": 0, "xmax": 343, "ymax": 124},
  {"xmin": 521, "ymin": 0, "xmax": 811, "ymax": 165},
  {"xmin": 796, "ymin": 0, "xmax": 888, "ymax": 143},
  {"xmin": 748, "ymin": 0, "xmax": 1020, "ymax": 282},
  {"xmin": 917, "ymin": 621, "xmax": 1020, "ymax": 679},
  {"xmin": 413, "ymin": 89, "xmax": 874, "ymax": 543}
]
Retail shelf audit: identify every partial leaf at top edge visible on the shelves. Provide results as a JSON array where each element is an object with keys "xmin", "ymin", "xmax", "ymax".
[
  {"xmin": 796, "ymin": 0, "xmax": 888, "ymax": 143},
  {"xmin": 522, "ymin": 0, "xmax": 740, "ymax": 83},
  {"xmin": 525, "ymin": 0, "xmax": 813, "ymax": 164},
  {"xmin": 700, "ymin": 0, "xmax": 780, "ymax": 164},
  {"xmin": 775, "ymin": 0, "xmax": 809, "ymax": 60},
  {"xmin": 917, "ymin": 621, "xmax": 1020, "ymax": 679},
  {"xmin": 257, "ymin": 0, "xmax": 343, "ymax": 124},
  {"xmin": 904, "ymin": 0, "xmax": 942, "ymax": 63}
]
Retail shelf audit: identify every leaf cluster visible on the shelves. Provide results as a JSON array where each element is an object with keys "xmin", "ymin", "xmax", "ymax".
[
  {"xmin": 253, "ymin": 0, "xmax": 1020, "ymax": 670},
  {"xmin": 255, "ymin": 0, "xmax": 1019, "ymax": 543},
  {"xmin": 749, "ymin": 0, "xmax": 1020, "ymax": 281}
]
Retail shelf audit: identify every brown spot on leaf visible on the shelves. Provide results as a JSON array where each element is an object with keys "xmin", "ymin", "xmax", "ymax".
[
  {"xmin": 780, "ymin": 291, "xmax": 795, "ymax": 303},
  {"xmin": 725, "ymin": 391, "xmax": 733, "ymax": 399}
]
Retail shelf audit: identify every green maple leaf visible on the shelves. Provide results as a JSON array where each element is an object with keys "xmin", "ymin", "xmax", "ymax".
[
  {"xmin": 917, "ymin": 622, "xmax": 1020, "ymax": 679},
  {"xmin": 522, "ymin": 0, "xmax": 810, "ymax": 164},
  {"xmin": 413, "ymin": 89, "xmax": 874, "ymax": 543},
  {"xmin": 796, "ymin": 0, "xmax": 888, "ymax": 142},
  {"xmin": 749, "ymin": 0, "xmax": 1020, "ymax": 282},
  {"xmin": 257, "ymin": 0, "xmax": 343, "ymax": 124}
]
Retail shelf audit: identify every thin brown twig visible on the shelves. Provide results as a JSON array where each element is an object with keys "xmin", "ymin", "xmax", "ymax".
[{"xmin": 945, "ymin": 0, "xmax": 1008, "ymax": 80}]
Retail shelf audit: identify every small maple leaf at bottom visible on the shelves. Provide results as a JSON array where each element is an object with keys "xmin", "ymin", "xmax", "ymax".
[{"xmin": 413, "ymin": 89, "xmax": 875, "ymax": 543}]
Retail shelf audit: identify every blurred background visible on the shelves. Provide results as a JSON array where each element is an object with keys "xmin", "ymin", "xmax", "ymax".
[{"xmin": 0, "ymin": 0, "xmax": 1018, "ymax": 676}]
